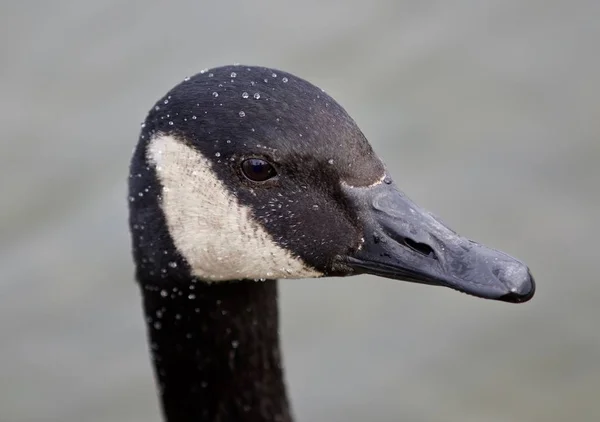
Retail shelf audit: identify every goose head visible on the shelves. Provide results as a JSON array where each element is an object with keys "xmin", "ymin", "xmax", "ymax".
[{"xmin": 129, "ymin": 65, "xmax": 534, "ymax": 303}]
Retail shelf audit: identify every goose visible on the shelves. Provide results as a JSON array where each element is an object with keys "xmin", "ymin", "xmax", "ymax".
[{"xmin": 128, "ymin": 65, "xmax": 535, "ymax": 422}]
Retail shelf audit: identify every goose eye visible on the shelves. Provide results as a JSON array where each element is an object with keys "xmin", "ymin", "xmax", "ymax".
[{"xmin": 241, "ymin": 158, "xmax": 277, "ymax": 182}]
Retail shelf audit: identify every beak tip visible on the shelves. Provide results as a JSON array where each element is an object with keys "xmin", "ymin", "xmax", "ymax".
[{"xmin": 498, "ymin": 269, "xmax": 536, "ymax": 303}]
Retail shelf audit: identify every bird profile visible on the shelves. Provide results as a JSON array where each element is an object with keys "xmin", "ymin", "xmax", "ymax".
[{"xmin": 128, "ymin": 65, "xmax": 535, "ymax": 422}]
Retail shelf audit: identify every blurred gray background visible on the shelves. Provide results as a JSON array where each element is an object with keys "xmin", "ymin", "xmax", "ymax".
[{"xmin": 1, "ymin": 1, "xmax": 599, "ymax": 421}]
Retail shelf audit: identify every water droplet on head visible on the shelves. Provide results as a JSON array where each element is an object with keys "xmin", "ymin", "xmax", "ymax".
[
  {"xmin": 231, "ymin": 340, "xmax": 239, "ymax": 348},
  {"xmin": 168, "ymin": 121, "xmax": 173, "ymax": 126},
  {"xmin": 192, "ymin": 115, "xmax": 197, "ymax": 120},
  {"xmin": 208, "ymin": 73, "xmax": 214, "ymax": 77},
  {"xmin": 164, "ymin": 99, "xmax": 169, "ymax": 104},
  {"xmin": 253, "ymin": 92, "xmax": 260, "ymax": 99},
  {"xmin": 239, "ymin": 111, "xmax": 246, "ymax": 117},
  {"xmin": 271, "ymin": 72, "xmax": 277, "ymax": 77},
  {"xmin": 215, "ymin": 152, "xmax": 221, "ymax": 157},
  {"xmin": 230, "ymin": 72, "xmax": 237, "ymax": 78},
  {"xmin": 327, "ymin": 159, "xmax": 334, "ymax": 165},
  {"xmin": 312, "ymin": 204, "xmax": 319, "ymax": 210},
  {"xmin": 168, "ymin": 261, "xmax": 177, "ymax": 268},
  {"xmin": 282, "ymin": 77, "xmax": 288, "ymax": 83},
  {"xmin": 212, "ymin": 92, "xmax": 218, "ymax": 97},
  {"xmin": 383, "ymin": 176, "xmax": 392, "ymax": 184},
  {"xmin": 241, "ymin": 92, "xmax": 249, "ymax": 98},
  {"xmin": 154, "ymin": 105, "xmax": 160, "ymax": 111}
]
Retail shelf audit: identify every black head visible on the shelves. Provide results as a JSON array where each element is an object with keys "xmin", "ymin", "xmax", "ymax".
[{"xmin": 128, "ymin": 65, "xmax": 535, "ymax": 303}]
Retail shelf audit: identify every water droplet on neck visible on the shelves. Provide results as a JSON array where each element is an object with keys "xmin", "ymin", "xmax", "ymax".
[
  {"xmin": 239, "ymin": 111, "xmax": 246, "ymax": 117},
  {"xmin": 253, "ymin": 92, "xmax": 260, "ymax": 99},
  {"xmin": 241, "ymin": 92, "xmax": 249, "ymax": 98}
]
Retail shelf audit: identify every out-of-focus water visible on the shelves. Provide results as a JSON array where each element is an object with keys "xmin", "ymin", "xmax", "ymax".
[{"xmin": 1, "ymin": 1, "xmax": 599, "ymax": 421}]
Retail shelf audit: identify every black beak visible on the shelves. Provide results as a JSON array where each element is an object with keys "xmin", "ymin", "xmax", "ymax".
[{"xmin": 343, "ymin": 180, "xmax": 535, "ymax": 303}]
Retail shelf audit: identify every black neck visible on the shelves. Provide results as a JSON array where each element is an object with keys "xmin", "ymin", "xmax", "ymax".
[{"xmin": 139, "ymin": 279, "xmax": 292, "ymax": 422}]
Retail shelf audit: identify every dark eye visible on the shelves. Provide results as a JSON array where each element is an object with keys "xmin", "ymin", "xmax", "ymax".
[{"xmin": 241, "ymin": 158, "xmax": 277, "ymax": 182}]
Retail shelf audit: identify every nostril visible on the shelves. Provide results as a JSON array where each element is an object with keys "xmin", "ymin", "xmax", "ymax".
[{"xmin": 405, "ymin": 238, "xmax": 436, "ymax": 259}]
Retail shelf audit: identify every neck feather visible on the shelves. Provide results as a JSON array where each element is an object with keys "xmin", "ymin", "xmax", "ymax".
[{"xmin": 139, "ymin": 279, "xmax": 292, "ymax": 422}]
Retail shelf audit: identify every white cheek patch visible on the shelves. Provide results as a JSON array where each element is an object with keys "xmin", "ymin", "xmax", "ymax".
[{"xmin": 147, "ymin": 134, "xmax": 323, "ymax": 282}]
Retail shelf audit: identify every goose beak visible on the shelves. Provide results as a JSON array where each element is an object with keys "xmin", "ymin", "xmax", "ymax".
[{"xmin": 343, "ymin": 181, "xmax": 535, "ymax": 303}]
